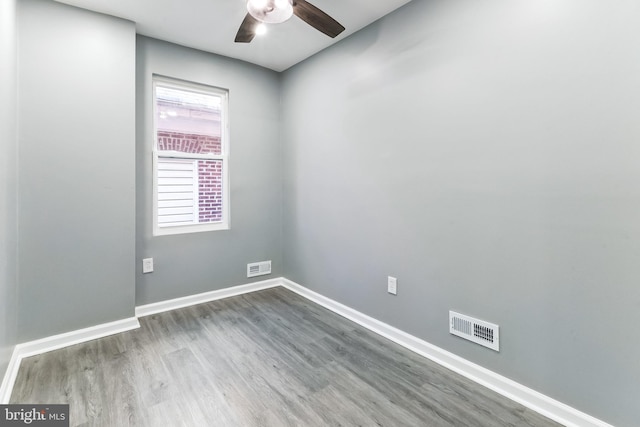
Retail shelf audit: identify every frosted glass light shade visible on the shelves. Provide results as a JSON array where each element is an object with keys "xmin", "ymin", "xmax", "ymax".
[{"xmin": 247, "ymin": 0, "xmax": 293, "ymax": 24}]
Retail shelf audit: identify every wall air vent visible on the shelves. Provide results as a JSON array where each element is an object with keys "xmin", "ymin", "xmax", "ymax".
[
  {"xmin": 247, "ymin": 260, "xmax": 272, "ymax": 278},
  {"xmin": 449, "ymin": 311, "xmax": 500, "ymax": 352}
]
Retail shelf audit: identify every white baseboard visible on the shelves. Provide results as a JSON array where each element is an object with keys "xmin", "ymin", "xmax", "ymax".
[
  {"xmin": 135, "ymin": 278, "xmax": 282, "ymax": 318},
  {"xmin": 0, "ymin": 316, "xmax": 140, "ymax": 404},
  {"xmin": 0, "ymin": 346, "xmax": 22, "ymax": 404},
  {"xmin": 281, "ymin": 278, "xmax": 613, "ymax": 427},
  {"xmin": 1, "ymin": 278, "xmax": 614, "ymax": 427}
]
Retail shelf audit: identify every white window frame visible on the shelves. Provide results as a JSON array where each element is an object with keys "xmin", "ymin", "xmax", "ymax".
[{"xmin": 152, "ymin": 75, "xmax": 230, "ymax": 236}]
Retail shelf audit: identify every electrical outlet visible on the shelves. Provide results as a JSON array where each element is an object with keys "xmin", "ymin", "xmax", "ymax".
[
  {"xmin": 142, "ymin": 258, "xmax": 154, "ymax": 274},
  {"xmin": 388, "ymin": 276, "xmax": 397, "ymax": 295}
]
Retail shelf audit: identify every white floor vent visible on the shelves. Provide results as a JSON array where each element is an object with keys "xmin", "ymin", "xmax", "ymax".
[
  {"xmin": 247, "ymin": 260, "xmax": 272, "ymax": 278},
  {"xmin": 449, "ymin": 311, "xmax": 500, "ymax": 352}
]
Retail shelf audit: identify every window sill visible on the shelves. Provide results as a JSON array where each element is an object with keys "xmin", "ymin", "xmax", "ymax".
[{"xmin": 153, "ymin": 222, "xmax": 229, "ymax": 236}]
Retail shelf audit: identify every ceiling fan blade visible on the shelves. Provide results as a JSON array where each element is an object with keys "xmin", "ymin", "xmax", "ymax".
[
  {"xmin": 293, "ymin": 0, "xmax": 345, "ymax": 38},
  {"xmin": 235, "ymin": 13, "xmax": 260, "ymax": 43}
]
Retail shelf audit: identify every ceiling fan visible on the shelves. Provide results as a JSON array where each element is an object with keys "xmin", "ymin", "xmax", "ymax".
[{"xmin": 235, "ymin": 0, "xmax": 345, "ymax": 43}]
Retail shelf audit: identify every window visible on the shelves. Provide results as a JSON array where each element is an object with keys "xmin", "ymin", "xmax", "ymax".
[{"xmin": 152, "ymin": 76, "xmax": 229, "ymax": 235}]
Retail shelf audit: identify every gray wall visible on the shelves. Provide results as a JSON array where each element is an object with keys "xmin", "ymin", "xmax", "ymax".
[
  {"xmin": 0, "ymin": 0, "xmax": 19, "ymax": 376},
  {"xmin": 136, "ymin": 37, "xmax": 282, "ymax": 305},
  {"xmin": 17, "ymin": 0, "xmax": 136, "ymax": 341},
  {"xmin": 7, "ymin": 0, "xmax": 638, "ymax": 424},
  {"xmin": 281, "ymin": 1, "xmax": 640, "ymax": 426}
]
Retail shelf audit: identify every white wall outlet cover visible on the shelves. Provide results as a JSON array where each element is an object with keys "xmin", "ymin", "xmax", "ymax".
[
  {"xmin": 388, "ymin": 276, "xmax": 397, "ymax": 295},
  {"xmin": 142, "ymin": 258, "xmax": 154, "ymax": 274}
]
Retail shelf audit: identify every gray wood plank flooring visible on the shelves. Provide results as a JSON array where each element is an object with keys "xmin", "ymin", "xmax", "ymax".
[{"xmin": 11, "ymin": 287, "xmax": 561, "ymax": 426}]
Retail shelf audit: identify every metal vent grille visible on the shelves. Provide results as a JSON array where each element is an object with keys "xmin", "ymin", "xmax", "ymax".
[
  {"xmin": 450, "ymin": 311, "xmax": 500, "ymax": 352},
  {"xmin": 247, "ymin": 260, "xmax": 272, "ymax": 278}
]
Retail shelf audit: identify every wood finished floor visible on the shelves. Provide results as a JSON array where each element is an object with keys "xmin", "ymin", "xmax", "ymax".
[{"xmin": 11, "ymin": 287, "xmax": 560, "ymax": 427}]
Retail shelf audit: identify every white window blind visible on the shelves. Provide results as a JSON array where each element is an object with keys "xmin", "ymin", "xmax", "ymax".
[{"xmin": 157, "ymin": 158, "xmax": 198, "ymax": 227}]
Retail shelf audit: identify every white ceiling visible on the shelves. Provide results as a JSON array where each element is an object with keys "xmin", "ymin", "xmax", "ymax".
[{"xmin": 53, "ymin": 0, "xmax": 413, "ymax": 72}]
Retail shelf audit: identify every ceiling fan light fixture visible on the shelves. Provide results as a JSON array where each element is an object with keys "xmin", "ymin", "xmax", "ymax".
[
  {"xmin": 247, "ymin": 0, "xmax": 293, "ymax": 24},
  {"xmin": 255, "ymin": 23, "xmax": 267, "ymax": 36}
]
